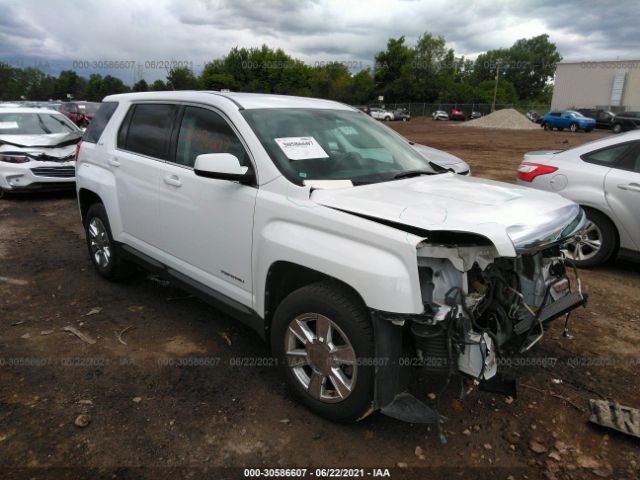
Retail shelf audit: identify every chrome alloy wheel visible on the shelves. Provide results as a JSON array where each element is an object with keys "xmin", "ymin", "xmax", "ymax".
[
  {"xmin": 88, "ymin": 217, "xmax": 112, "ymax": 268},
  {"xmin": 564, "ymin": 220, "xmax": 602, "ymax": 261},
  {"xmin": 284, "ymin": 313, "xmax": 357, "ymax": 403}
]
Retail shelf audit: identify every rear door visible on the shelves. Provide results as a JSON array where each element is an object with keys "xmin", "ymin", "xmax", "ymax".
[
  {"xmin": 155, "ymin": 104, "xmax": 258, "ymax": 306},
  {"xmin": 603, "ymin": 142, "xmax": 640, "ymax": 250},
  {"xmin": 112, "ymin": 103, "xmax": 178, "ymax": 252}
]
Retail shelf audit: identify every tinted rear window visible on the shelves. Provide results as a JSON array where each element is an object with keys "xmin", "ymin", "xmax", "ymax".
[
  {"xmin": 118, "ymin": 104, "xmax": 177, "ymax": 159},
  {"xmin": 83, "ymin": 102, "xmax": 118, "ymax": 143}
]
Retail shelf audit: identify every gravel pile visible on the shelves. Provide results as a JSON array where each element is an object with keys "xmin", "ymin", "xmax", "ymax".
[{"xmin": 465, "ymin": 108, "xmax": 539, "ymax": 130}]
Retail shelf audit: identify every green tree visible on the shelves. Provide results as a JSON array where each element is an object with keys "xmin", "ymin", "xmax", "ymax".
[
  {"xmin": 54, "ymin": 70, "xmax": 87, "ymax": 99},
  {"xmin": 374, "ymin": 36, "xmax": 414, "ymax": 102},
  {"xmin": 473, "ymin": 34, "xmax": 561, "ymax": 101},
  {"xmin": 132, "ymin": 79, "xmax": 149, "ymax": 92},
  {"xmin": 166, "ymin": 67, "xmax": 198, "ymax": 90},
  {"xmin": 150, "ymin": 79, "xmax": 167, "ymax": 91}
]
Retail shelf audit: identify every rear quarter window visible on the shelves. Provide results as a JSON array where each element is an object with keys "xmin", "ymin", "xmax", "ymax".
[
  {"xmin": 117, "ymin": 103, "xmax": 178, "ymax": 159},
  {"xmin": 83, "ymin": 102, "xmax": 118, "ymax": 143}
]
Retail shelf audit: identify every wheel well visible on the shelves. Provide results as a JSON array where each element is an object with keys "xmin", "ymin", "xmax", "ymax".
[
  {"xmin": 581, "ymin": 205, "xmax": 620, "ymax": 252},
  {"xmin": 264, "ymin": 261, "xmax": 367, "ymax": 330},
  {"xmin": 78, "ymin": 189, "xmax": 103, "ymax": 224}
]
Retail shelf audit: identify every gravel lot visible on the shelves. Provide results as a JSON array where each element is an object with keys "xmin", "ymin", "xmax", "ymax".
[{"xmin": 1, "ymin": 120, "xmax": 639, "ymax": 479}]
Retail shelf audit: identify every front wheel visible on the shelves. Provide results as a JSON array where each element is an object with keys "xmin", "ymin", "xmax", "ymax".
[
  {"xmin": 84, "ymin": 203, "xmax": 134, "ymax": 280},
  {"xmin": 612, "ymin": 123, "xmax": 622, "ymax": 134},
  {"xmin": 569, "ymin": 123, "xmax": 578, "ymax": 132},
  {"xmin": 543, "ymin": 122, "xmax": 550, "ymax": 131},
  {"xmin": 271, "ymin": 280, "xmax": 375, "ymax": 422},
  {"xmin": 564, "ymin": 209, "xmax": 617, "ymax": 268},
  {"xmin": 384, "ymin": 116, "xmax": 391, "ymax": 121}
]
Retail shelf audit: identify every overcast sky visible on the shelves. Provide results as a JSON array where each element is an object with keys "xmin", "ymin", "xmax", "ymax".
[{"xmin": 1, "ymin": 0, "xmax": 639, "ymax": 84}]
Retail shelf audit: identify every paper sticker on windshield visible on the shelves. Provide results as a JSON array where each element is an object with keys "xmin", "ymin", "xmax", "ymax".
[
  {"xmin": 0, "ymin": 122, "xmax": 19, "ymax": 129},
  {"xmin": 275, "ymin": 137, "xmax": 329, "ymax": 160},
  {"xmin": 339, "ymin": 126, "xmax": 357, "ymax": 135}
]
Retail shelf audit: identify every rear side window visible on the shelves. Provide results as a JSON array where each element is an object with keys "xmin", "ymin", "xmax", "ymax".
[
  {"xmin": 174, "ymin": 106, "xmax": 248, "ymax": 168},
  {"xmin": 118, "ymin": 103, "xmax": 177, "ymax": 159},
  {"xmin": 581, "ymin": 143, "xmax": 635, "ymax": 166},
  {"xmin": 83, "ymin": 102, "xmax": 118, "ymax": 143}
]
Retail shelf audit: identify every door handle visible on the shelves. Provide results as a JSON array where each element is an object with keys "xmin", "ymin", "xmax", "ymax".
[
  {"xmin": 163, "ymin": 175, "xmax": 182, "ymax": 187},
  {"xmin": 618, "ymin": 183, "xmax": 640, "ymax": 192},
  {"xmin": 108, "ymin": 158, "xmax": 120, "ymax": 167}
]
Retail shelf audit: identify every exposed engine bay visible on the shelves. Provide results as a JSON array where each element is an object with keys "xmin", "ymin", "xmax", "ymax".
[{"xmin": 412, "ymin": 241, "xmax": 586, "ymax": 382}]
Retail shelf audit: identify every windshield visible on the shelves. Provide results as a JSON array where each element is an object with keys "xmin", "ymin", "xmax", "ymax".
[
  {"xmin": 570, "ymin": 111, "xmax": 584, "ymax": 118},
  {"xmin": 0, "ymin": 112, "xmax": 79, "ymax": 135},
  {"xmin": 242, "ymin": 108, "xmax": 436, "ymax": 185}
]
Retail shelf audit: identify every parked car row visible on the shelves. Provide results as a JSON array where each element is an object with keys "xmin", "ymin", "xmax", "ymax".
[
  {"xmin": 431, "ymin": 109, "xmax": 483, "ymax": 121},
  {"xmin": 368, "ymin": 107, "xmax": 411, "ymax": 122},
  {"xmin": 0, "ymin": 100, "xmax": 101, "ymax": 127},
  {"xmin": 534, "ymin": 108, "xmax": 640, "ymax": 134}
]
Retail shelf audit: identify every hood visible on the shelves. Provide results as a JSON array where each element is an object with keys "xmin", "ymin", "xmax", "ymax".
[
  {"xmin": 0, "ymin": 132, "xmax": 82, "ymax": 148},
  {"xmin": 411, "ymin": 144, "xmax": 470, "ymax": 173},
  {"xmin": 311, "ymin": 173, "xmax": 585, "ymax": 257}
]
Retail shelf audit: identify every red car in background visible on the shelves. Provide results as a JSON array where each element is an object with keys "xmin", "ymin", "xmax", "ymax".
[
  {"xmin": 72, "ymin": 101, "xmax": 101, "ymax": 124},
  {"xmin": 449, "ymin": 108, "xmax": 466, "ymax": 121}
]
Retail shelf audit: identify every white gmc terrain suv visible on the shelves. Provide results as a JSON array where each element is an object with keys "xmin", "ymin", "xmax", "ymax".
[{"xmin": 76, "ymin": 92, "xmax": 587, "ymax": 426}]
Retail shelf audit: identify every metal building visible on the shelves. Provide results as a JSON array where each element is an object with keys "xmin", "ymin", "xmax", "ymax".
[{"xmin": 551, "ymin": 60, "xmax": 640, "ymax": 112}]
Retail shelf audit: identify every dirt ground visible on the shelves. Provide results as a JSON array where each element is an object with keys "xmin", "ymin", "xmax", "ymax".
[{"xmin": 1, "ymin": 120, "xmax": 639, "ymax": 480}]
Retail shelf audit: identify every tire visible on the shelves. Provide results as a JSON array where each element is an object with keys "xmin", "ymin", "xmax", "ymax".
[
  {"xmin": 84, "ymin": 203, "xmax": 134, "ymax": 280},
  {"xmin": 612, "ymin": 123, "xmax": 622, "ymax": 134},
  {"xmin": 558, "ymin": 127, "xmax": 564, "ymax": 131},
  {"xmin": 569, "ymin": 123, "xmax": 578, "ymax": 133},
  {"xmin": 564, "ymin": 209, "xmax": 617, "ymax": 268},
  {"xmin": 585, "ymin": 128, "xmax": 593, "ymax": 133},
  {"xmin": 271, "ymin": 280, "xmax": 375, "ymax": 423},
  {"xmin": 384, "ymin": 116, "xmax": 391, "ymax": 121},
  {"xmin": 543, "ymin": 122, "xmax": 550, "ymax": 131}
]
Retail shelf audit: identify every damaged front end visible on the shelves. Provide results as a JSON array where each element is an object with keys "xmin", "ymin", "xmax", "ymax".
[{"xmin": 371, "ymin": 209, "xmax": 588, "ymax": 436}]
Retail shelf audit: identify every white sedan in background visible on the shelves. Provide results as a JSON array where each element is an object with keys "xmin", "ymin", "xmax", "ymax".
[
  {"xmin": 517, "ymin": 131, "xmax": 640, "ymax": 267},
  {"xmin": 0, "ymin": 108, "xmax": 82, "ymax": 197},
  {"xmin": 369, "ymin": 107, "xmax": 395, "ymax": 121}
]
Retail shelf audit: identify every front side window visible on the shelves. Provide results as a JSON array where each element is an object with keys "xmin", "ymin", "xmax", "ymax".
[
  {"xmin": 242, "ymin": 108, "xmax": 440, "ymax": 185},
  {"xmin": 174, "ymin": 106, "xmax": 248, "ymax": 168},
  {"xmin": 119, "ymin": 103, "xmax": 177, "ymax": 159}
]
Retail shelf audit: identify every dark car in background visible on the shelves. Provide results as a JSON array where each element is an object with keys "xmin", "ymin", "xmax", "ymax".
[
  {"xmin": 610, "ymin": 111, "xmax": 640, "ymax": 134},
  {"xmin": 449, "ymin": 108, "xmax": 465, "ymax": 121},
  {"xmin": 469, "ymin": 111, "xmax": 482, "ymax": 120},
  {"xmin": 541, "ymin": 110, "xmax": 595, "ymax": 132},
  {"xmin": 393, "ymin": 108, "xmax": 411, "ymax": 121},
  {"xmin": 526, "ymin": 111, "xmax": 542, "ymax": 123},
  {"xmin": 57, "ymin": 102, "xmax": 89, "ymax": 127},
  {"xmin": 577, "ymin": 109, "xmax": 616, "ymax": 130}
]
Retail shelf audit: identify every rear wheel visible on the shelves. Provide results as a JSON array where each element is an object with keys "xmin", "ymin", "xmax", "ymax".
[
  {"xmin": 543, "ymin": 122, "xmax": 550, "ymax": 131},
  {"xmin": 612, "ymin": 123, "xmax": 622, "ymax": 134},
  {"xmin": 384, "ymin": 116, "xmax": 391, "ymax": 121},
  {"xmin": 564, "ymin": 209, "xmax": 617, "ymax": 268},
  {"xmin": 271, "ymin": 280, "xmax": 375, "ymax": 422},
  {"xmin": 84, "ymin": 203, "xmax": 134, "ymax": 280}
]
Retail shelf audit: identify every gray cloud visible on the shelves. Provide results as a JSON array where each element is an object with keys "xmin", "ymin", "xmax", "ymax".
[{"xmin": 0, "ymin": 0, "xmax": 638, "ymax": 84}]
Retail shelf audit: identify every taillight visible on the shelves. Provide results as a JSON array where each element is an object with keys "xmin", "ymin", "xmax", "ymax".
[
  {"xmin": 517, "ymin": 162, "xmax": 558, "ymax": 182},
  {"xmin": 75, "ymin": 141, "xmax": 82, "ymax": 162}
]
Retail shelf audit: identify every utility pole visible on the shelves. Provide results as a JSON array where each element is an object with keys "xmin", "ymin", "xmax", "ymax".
[{"xmin": 491, "ymin": 60, "xmax": 501, "ymax": 112}]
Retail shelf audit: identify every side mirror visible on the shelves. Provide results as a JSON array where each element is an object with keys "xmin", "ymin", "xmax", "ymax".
[{"xmin": 193, "ymin": 153, "xmax": 253, "ymax": 183}]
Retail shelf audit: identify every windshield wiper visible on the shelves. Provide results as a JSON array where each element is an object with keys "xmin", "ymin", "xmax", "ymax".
[{"xmin": 390, "ymin": 169, "xmax": 434, "ymax": 180}]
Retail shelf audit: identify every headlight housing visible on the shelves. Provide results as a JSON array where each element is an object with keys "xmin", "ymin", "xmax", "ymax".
[{"xmin": 0, "ymin": 154, "xmax": 29, "ymax": 163}]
